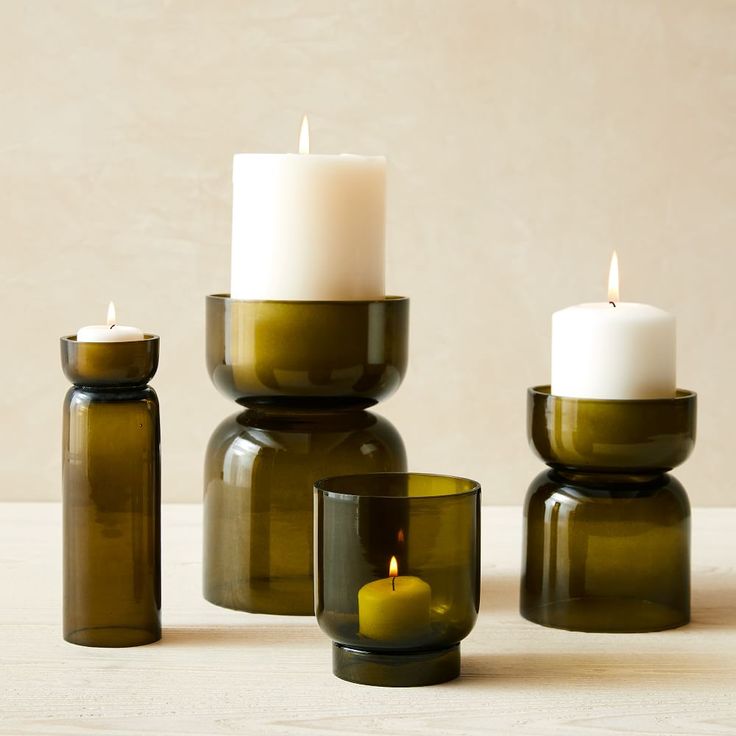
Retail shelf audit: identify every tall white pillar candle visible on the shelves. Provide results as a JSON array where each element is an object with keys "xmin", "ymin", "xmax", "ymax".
[
  {"xmin": 551, "ymin": 253, "xmax": 676, "ymax": 399},
  {"xmin": 230, "ymin": 117, "xmax": 385, "ymax": 301},
  {"xmin": 76, "ymin": 302, "xmax": 144, "ymax": 343}
]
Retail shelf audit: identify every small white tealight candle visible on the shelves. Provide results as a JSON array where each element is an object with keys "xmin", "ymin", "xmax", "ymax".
[
  {"xmin": 551, "ymin": 252, "xmax": 676, "ymax": 400},
  {"xmin": 76, "ymin": 302, "xmax": 144, "ymax": 343}
]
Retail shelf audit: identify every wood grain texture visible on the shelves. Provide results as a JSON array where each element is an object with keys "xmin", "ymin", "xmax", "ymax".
[{"xmin": 1, "ymin": 504, "xmax": 735, "ymax": 735}]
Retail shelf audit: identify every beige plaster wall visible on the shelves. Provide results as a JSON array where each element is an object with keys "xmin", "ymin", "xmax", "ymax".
[{"xmin": 1, "ymin": 0, "xmax": 734, "ymax": 503}]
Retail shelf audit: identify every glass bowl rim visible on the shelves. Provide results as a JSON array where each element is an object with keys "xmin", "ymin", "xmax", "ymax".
[
  {"xmin": 315, "ymin": 471, "xmax": 481, "ymax": 501},
  {"xmin": 61, "ymin": 334, "xmax": 159, "ymax": 343},
  {"xmin": 530, "ymin": 384, "xmax": 696, "ymax": 404},
  {"xmin": 207, "ymin": 293, "xmax": 408, "ymax": 306}
]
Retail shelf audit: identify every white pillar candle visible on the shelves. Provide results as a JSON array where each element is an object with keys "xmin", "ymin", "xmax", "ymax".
[
  {"xmin": 551, "ymin": 253, "xmax": 676, "ymax": 399},
  {"xmin": 230, "ymin": 117, "xmax": 385, "ymax": 301},
  {"xmin": 76, "ymin": 302, "xmax": 144, "ymax": 343}
]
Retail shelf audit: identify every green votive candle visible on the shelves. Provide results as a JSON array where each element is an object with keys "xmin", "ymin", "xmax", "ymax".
[
  {"xmin": 315, "ymin": 473, "xmax": 481, "ymax": 687},
  {"xmin": 60, "ymin": 331, "xmax": 161, "ymax": 647}
]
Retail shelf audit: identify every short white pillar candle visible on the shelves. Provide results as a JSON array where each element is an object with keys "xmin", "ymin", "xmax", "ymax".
[{"xmin": 551, "ymin": 253, "xmax": 676, "ymax": 400}]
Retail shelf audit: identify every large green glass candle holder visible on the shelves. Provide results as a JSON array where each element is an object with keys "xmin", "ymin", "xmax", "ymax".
[
  {"xmin": 61, "ymin": 336, "xmax": 161, "ymax": 647},
  {"xmin": 204, "ymin": 295, "xmax": 409, "ymax": 616},
  {"xmin": 315, "ymin": 473, "xmax": 481, "ymax": 687},
  {"xmin": 521, "ymin": 385, "xmax": 696, "ymax": 633}
]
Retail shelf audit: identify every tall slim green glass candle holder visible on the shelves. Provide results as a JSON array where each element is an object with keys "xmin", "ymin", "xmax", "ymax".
[
  {"xmin": 61, "ymin": 336, "xmax": 161, "ymax": 647},
  {"xmin": 204, "ymin": 295, "xmax": 409, "ymax": 615},
  {"xmin": 315, "ymin": 473, "xmax": 481, "ymax": 687},
  {"xmin": 521, "ymin": 385, "xmax": 696, "ymax": 633}
]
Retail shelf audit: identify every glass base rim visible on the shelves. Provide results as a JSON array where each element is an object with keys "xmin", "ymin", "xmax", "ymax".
[
  {"xmin": 332, "ymin": 642, "xmax": 460, "ymax": 687},
  {"xmin": 64, "ymin": 625, "xmax": 161, "ymax": 648},
  {"xmin": 521, "ymin": 599, "xmax": 690, "ymax": 633}
]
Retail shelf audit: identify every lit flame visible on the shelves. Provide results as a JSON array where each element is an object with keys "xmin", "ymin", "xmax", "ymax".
[
  {"xmin": 389, "ymin": 555, "xmax": 398, "ymax": 578},
  {"xmin": 397, "ymin": 529, "xmax": 405, "ymax": 543},
  {"xmin": 106, "ymin": 301, "xmax": 116, "ymax": 327},
  {"xmin": 299, "ymin": 115, "xmax": 309, "ymax": 154},
  {"xmin": 607, "ymin": 251, "xmax": 619, "ymax": 304}
]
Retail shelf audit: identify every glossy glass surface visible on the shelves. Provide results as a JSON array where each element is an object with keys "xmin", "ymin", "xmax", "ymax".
[
  {"xmin": 528, "ymin": 385, "xmax": 696, "ymax": 472},
  {"xmin": 61, "ymin": 335, "xmax": 159, "ymax": 387},
  {"xmin": 206, "ymin": 295, "xmax": 408, "ymax": 409},
  {"xmin": 63, "ymin": 384, "xmax": 161, "ymax": 647},
  {"xmin": 522, "ymin": 386, "xmax": 696, "ymax": 633},
  {"xmin": 521, "ymin": 470, "xmax": 690, "ymax": 632},
  {"xmin": 315, "ymin": 473, "xmax": 480, "ymax": 686},
  {"xmin": 204, "ymin": 411, "xmax": 406, "ymax": 616}
]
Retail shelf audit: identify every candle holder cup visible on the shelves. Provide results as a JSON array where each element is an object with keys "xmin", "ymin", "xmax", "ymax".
[
  {"xmin": 315, "ymin": 473, "xmax": 481, "ymax": 687},
  {"xmin": 206, "ymin": 294, "xmax": 408, "ymax": 410},
  {"xmin": 204, "ymin": 295, "xmax": 409, "ymax": 615},
  {"xmin": 521, "ymin": 385, "xmax": 696, "ymax": 633},
  {"xmin": 61, "ymin": 336, "xmax": 161, "ymax": 647}
]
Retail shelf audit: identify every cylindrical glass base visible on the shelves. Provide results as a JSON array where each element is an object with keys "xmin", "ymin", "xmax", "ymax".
[
  {"xmin": 203, "ymin": 410, "xmax": 406, "ymax": 615},
  {"xmin": 332, "ymin": 643, "xmax": 460, "ymax": 687},
  {"xmin": 63, "ymin": 384, "xmax": 161, "ymax": 647},
  {"xmin": 521, "ymin": 469, "xmax": 690, "ymax": 633}
]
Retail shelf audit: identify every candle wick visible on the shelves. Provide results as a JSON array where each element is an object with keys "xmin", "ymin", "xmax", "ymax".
[
  {"xmin": 609, "ymin": 301, "xmax": 616, "ymax": 308},
  {"xmin": 109, "ymin": 323, "xmax": 116, "ymax": 329},
  {"xmin": 391, "ymin": 576, "xmax": 395, "ymax": 591}
]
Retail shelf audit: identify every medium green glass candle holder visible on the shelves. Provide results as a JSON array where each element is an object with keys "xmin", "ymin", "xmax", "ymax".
[
  {"xmin": 61, "ymin": 336, "xmax": 161, "ymax": 647},
  {"xmin": 315, "ymin": 473, "xmax": 481, "ymax": 687},
  {"xmin": 204, "ymin": 295, "xmax": 409, "ymax": 616},
  {"xmin": 521, "ymin": 385, "xmax": 696, "ymax": 633}
]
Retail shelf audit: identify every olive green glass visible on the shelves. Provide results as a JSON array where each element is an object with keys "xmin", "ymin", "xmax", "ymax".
[
  {"xmin": 206, "ymin": 294, "xmax": 409, "ymax": 410},
  {"xmin": 521, "ymin": 386, "xmax": 696, "ymax": 633},
  {"xmin": 204, "ymin": 411, "xmax": 406, "ymax": 615},
  {"xmin": 61, "ymin": 336, "xmax": 161, "ymax": 647},
  {"xmin": 315, "ymin": 473, "xmax": 481, "ymax": 687}
]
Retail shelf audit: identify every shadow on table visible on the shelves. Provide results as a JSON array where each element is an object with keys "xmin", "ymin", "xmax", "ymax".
[
  {"xmin": 160, "ymin": 623, "xmax": 323, "ymax": 647},
  {"xmin": 691, "ymin": 582, "xmax": 736, "ymax": 628},
  {"xmin": 458, "ymin": 649, "xmax": 733, "ymax": 686},
  {"xmin": 481, "ymin": 575, "xmax": 519, "ymax": 612}
]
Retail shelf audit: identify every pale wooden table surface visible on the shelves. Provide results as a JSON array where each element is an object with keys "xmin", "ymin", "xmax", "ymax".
[{"xmin": 2, "ymin": 504, "xmax": 735, "ymax": 736}]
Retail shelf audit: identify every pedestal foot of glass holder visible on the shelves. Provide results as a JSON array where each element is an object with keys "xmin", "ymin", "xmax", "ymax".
[
  {"xmin": 333, "ymin": 643, "xmax": 460, "ymax": 687},
  {"xmin": 521, "ymin": 386, "xmax": 696, "ymax": 634}
]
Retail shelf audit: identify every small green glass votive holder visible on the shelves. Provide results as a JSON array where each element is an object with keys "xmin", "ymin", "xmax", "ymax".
[
  {"xmin": 521, "ymin": 385, "xmax": 696, "ymax": 633},
  {"xmin": 315, "ymin": 473, "xmax": 481, "ymax": 687}
]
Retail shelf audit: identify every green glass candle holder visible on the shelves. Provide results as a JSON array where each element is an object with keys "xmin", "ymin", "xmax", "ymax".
[
  {"xmin": 521, "ymin": 385, "xmax": 696, "ymax": 633},
  {"xmin": 61, "ymin": 336, "xmax": 161, "ymax": 647},
  {"xmin": 204, "ymin": 410, "xmax": 406, "ymax": 615},
  {"xmin": 315, "ymin": 473, "xmax": 481, "ymax": 687},
  {"xmin": 204, "ymin": 295, "xmax": 410, "ymax": 616},
  {"xmin": 206, "ymin": 294, "xmax": 409, "ymax": 410}
]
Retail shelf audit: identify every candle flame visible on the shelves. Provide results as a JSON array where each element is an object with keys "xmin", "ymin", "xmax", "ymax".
[
  {"xmin": 299, "ymin": 115, "xmax": 309, "ymax": 154},
  {"xmin": 397, "ymin": 529, "xmax": 405, "ymax": 543},
  {"xmin": 106, "ymin": 301, "xmax": 116, "ymax": 327},
  {"xmin": 608, "ymin": 251, "xmax": 620, "ymax": 303},
  {"xmin": 389, "ymin": 555, "xmax": 398, "ymax": 578}
]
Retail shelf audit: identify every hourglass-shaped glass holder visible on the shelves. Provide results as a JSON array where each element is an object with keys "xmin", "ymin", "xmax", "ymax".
[
  {"xmin": 204, "ymin": 294, "xmax": 409, "ymax": 615},
  {"xmin": 521, "ymin": 385, "xmax": 696, "ymax": 633}
]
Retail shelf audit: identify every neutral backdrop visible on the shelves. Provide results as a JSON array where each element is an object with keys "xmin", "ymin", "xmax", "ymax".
[{"xmin": 2, "ymin": 0, "xmax": 733, "ymax": 504}]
